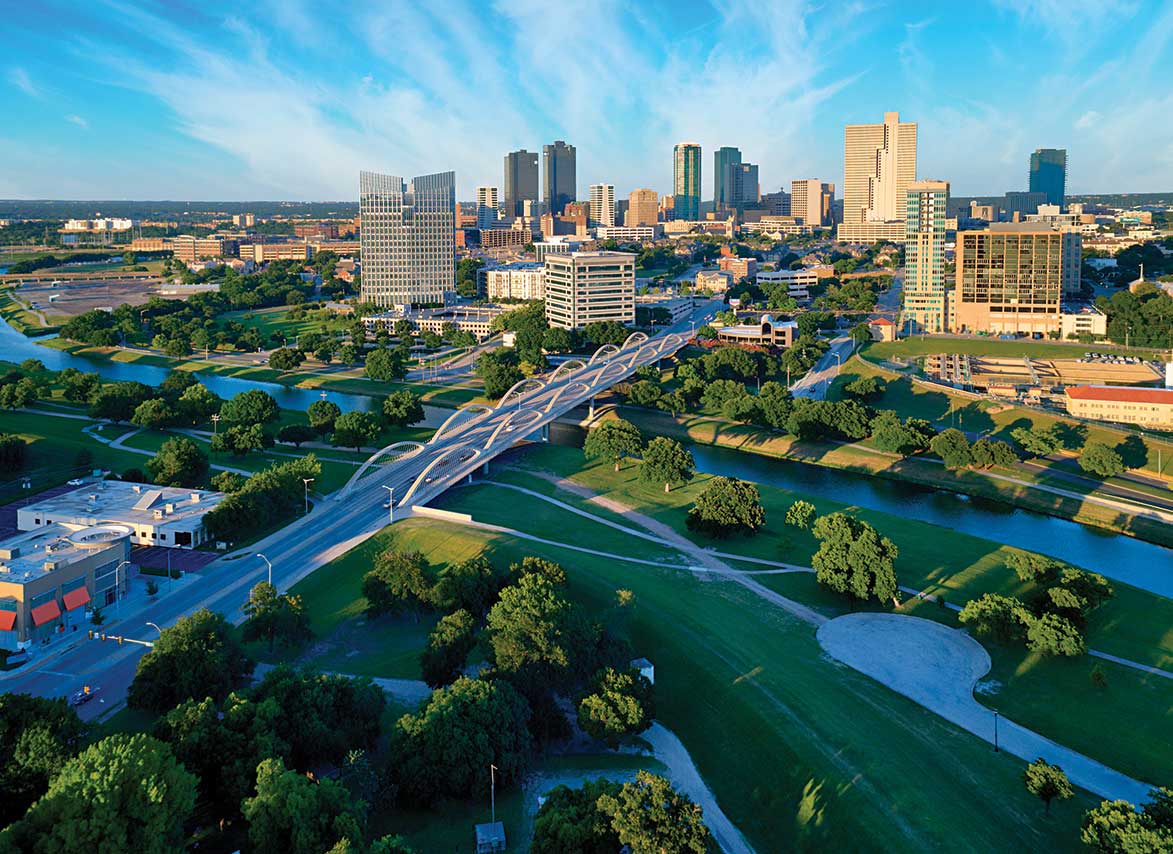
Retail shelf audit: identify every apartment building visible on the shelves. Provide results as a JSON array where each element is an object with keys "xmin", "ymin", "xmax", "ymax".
[
  {"xmin": 544, "ymin": 251, "xmax": 636, "ymax": 329},
  {"xmin": 903, "ymin": 180, "xmax": 951, "ymax": 334},
  {"xmin": 482, "ymin": 264, "xmax": 545, "ymax": 301},
  {"xmin": 588, "ymin": 183, "xmax": 616, "ymax": 228}
]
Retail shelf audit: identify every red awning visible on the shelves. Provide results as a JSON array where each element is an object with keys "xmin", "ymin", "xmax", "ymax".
[
  {"xmin": 62, "ymin": 588, "xmax": 91, "ymax": 612},
  {"xmin": 30, "ymin": 600, "xmax": 61, "ymax": 627},
  {"xmin": 0, "ymin": 611, "xmax": 15, "ymax": 632}
]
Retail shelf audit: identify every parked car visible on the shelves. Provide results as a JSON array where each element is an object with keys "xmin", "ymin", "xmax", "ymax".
[{"xmin": 66, "ymin": 478, "xmax": 84, "ymax": 486}]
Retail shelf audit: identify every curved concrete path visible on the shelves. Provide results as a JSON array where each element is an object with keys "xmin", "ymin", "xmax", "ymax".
[{"xmin": 816, "ymin": 613, "xmax": 1154, "ymax": 804}]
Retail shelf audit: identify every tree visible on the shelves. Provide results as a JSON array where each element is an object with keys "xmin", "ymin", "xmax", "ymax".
[
  {"xmin": 810, "ymin": 512, "xmax": 899, "ymax": 604},
  {"xmin": 0, "ymin": 433, "xmax": 28, "ymax": 473},
  {"xmin": 1081, "ymin": 788, "xmax": 1173, "ymax": 852},
  {"xmin": 1079, "ymin": 441, "xmax": 1125, "ymax": 478},
  {"xmin": 576, "ymin": 667, "xmax": 654, "ymax": 747},
  {"xmin": 242, "ymin": 581, "xmax": 313, "ymax": 652},
  {"xmin": 597, "ymin": 770, "xmax": 711, "ymax": 854},
  {"xmin": 176, "ymin": 383, "xmax": 222, "ymax": 424},
  {"xmin": 842, "ymin": 375, "xmax": 885, "ymax": 402},
  {"xmin": 434, "ymin": 555, "xmax": 504, "ymax": 617},
  {"xmin": 159, "ymin": 370, "xmax": 199, "ymax": 401},
  {"xmin": 333, "ymin": 410, "xmax": 381, "ymax": 451},
  {"xmin": 1011, "ymin": 425, "xmax": 1062, "ymax": 458},
  {"xmin": 930, "ymin": 428, "xmax": 973, "ymax": 469},
  {"xmin": 268, "ymin": 347, "xmax": 305, "ymax": 372},
  {"xmin": 686, "ymin": 477, "xmax": 765, "ymax": 538},
  {"xmin": 243, "ymin": 757, "xmax": 366, "ymax": 854},
  {"xmin": 507, "ymin": 555, "xmax": 568, "ymax": 586},
  {"xmin": 542, "ymin": 327, "xmax": 573, "ymax": 353},
  {"xmin": 419, "ymin": 609, "xmax": 477, "ymax": 688},
  {"xmin": 211, "ymin": 423, "xmax": 272, "ymax": 456},
  {"xmin": 1023, "ymin": 758, "xmax": 1074, "ymax": 814},
  {"xmin": 221, "ymin": 389, "xmax": 279, "ymax": 426},
  {"xmin": 1006, "ymin": 552, "xmax": 1066, "ymax": 584},
  {"xmin": 485, "ymin": 572, "xmax": 583, "ymax": 684},
  {"xmin": 362, "ymin": 549, "xmax": 432, "ymax": 616},
  {"xmin": 639, "ymin": 437, "xmax": 695, "ymax": 492},
  {"xmin": 128, "ymin": 608, "xmax": 254, "ymax": 711},
  {"xmin": 785, "ymin": 499, "xmax": 816, "ymax": 529},
  {"xmin": 1025, "ymin": 612, "xmax": 1087, "ymax": 657},
  {"xmin": 365, "ymin": 347, "xmax": 405, "ymax": 381},
  {"xmin": 308, "ymin": 399, "xmax": 342, "ymax": 437},
  {"xmin": 277, "ymin": 423, "xmax": 316, "ymax": 448},
  {"xmin": 394, "ymin": 677, "xmax": 533, "ymax": 802},
  {"xmin": 958, "ymin": 594, "xmax": 1029, "ymax": 643},
  {"xmin": 89, "ymin": 381, "xmax": 153, "ymax": 423},
  {"xmin": 583, "ymin": 419, "xmax": 644, "ymax": 472},
  {"xmin": 146, "ymin": 436, "xmax": 209, "ymax": 487},
  {"xmin": 59, "ymin": 368, "xmax": 100, "ymax": 403},
  {"xmin": 531, "ymin": 779, "xmax": 623, "ymax": 854},
  {"xmin": 970, "ymin": 438, "xmax": 1018, "ymax": 469},
  {"xmin": 626, "ymin": 380, "xmax": 662, "ymax": 408},
  {"xmin": 382, "ymin": 390, "xmax": 424, "ymax": 428},
  {"xmin": 657, "ymin": 389, "xmax": 689, "ymax": 418},
  {"xmin": 130, "ymin": 397, "xmax": 177, "ymax": 430},
  {"xmin": 1, "ymin": 734, "xmax": 197, "ymax": 854},
  {"xmin": 0, "ymin": 694, "xmax": 87, "ymax": 826},
  {"xmin": 211, "ymin": 469, "xmax": 246, "ymax": 492}
]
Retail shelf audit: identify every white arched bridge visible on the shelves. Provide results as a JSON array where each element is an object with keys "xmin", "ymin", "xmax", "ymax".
[{"xmin": 334, "ymin": 330, "xmax": 687, "ymax": 512}]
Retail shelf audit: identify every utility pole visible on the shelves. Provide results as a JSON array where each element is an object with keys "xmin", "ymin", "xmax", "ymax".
[{"xmin": 490, "ymin": 763, "xmax": 498, "ymax": 824}]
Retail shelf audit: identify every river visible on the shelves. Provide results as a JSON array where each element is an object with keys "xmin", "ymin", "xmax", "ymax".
[{"xmin": 549, "ymin": 424, "xmax": 1173, "ymax": 598}]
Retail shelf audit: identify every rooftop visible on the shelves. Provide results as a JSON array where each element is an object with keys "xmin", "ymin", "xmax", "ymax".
[
  {"xmin": 0, "ymin": 522, "xmax": 130, "ymax": 585},
  {"xmin": 19, "ymin": 482, "xmax": 224, "ymax": 533},
  {"xmin": 1065, "ymin": 385, "xmax": 1173, "ymax": 404}
]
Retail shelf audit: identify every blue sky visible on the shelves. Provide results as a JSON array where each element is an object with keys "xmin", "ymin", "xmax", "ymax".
[{"xmin": 2, "ymin": 0, "xmax": 1172, "ymax": 201}]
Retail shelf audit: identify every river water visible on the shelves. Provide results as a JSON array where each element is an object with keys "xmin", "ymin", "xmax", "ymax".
[{"xmin": 549, "ymin": 424, "xmax": 1172, "ymax": 598}]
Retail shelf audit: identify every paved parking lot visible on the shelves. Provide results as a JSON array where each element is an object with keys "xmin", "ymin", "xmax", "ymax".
[{"xmin": 131, "ymin": 546, "xmax": 220, "ymax": 572}]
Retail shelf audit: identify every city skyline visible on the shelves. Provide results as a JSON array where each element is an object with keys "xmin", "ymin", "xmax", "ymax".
[{"xmin": 3, "ymin": 1, "xmax": 1173, "ymax": 200}]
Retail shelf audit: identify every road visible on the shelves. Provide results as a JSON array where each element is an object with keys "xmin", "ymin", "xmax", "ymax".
[
  {"xmin": 0, "ymin": 312, "xmax": 707, "ymax": 715},
  {"xmin": 790, "ymin": 335, "xmax": 854, "ymax": 399}
]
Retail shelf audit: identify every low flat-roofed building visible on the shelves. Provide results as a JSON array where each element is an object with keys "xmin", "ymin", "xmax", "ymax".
[
  {"xmin": 1064, "ymin": 385, "xmax": 1173, "ymax": 429},
  {"xmin": 695, "ymin": 269, "xmax": 733, "ymax": 292},
  {"xmin": 534, "ymin": 237, "xmax": 583, "ymax": 263},
  {"xmin": 756, "ymin": 268, "xmax": 818, "ymax": 300},
  {"xmin": 364, "ymin": 306, "xmax": 504, "ymax": 341},
  {"xmin": 1059, "ymin": 304, "xmax": 1108, "ymax": 339},
  {"xmin": 595, "ymin": 225, "xmax": 661, "ymax": 242},
  {"xmin": 636, "ymin": 294, "xmax": 693, "ymax": 323},
  {"xmin": 715, "ymin": 314, "xmax": 797, "ymax": 348},
  {"xmin": 0, "ymin": 522, "xmax": 131, "ymax": 650},
  {"xmin": 246, "ymin": 242, "xmax": 314, "ymax": 263},
  {"xmin": 17, "ymin": 482, "xmax": 224, "ymax": 549}
]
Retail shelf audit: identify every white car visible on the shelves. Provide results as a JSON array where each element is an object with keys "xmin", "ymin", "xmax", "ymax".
[{"xmin": 67, "ymin": 478, "xmax": 84, "ymax": 486}]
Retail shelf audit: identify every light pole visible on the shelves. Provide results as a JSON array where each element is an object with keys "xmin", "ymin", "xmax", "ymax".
[
  {"xmin": 145, "ymin": 621, "xmax": 162, "ymax": 637},
  {"xmin": 302, "ymin": 478, "xmax": 314, "ymax": 515},
  {"xmin": 382, "ymin": 485, "xmax": 394, "ymax": 523},
  {"xmin": 113, "ymin": 560, "xmax": 131, "ymax": 617},
  {"xmin": 993, "ymin": 709, "xmax": 1000, "ymax": 752},
  {"xmin": 256, "ymin": 553, "xmax": 272, "ymax": 586},
  {"xmin": 834, "ymin": 351, "xmax": 842, "ymax": 376}
]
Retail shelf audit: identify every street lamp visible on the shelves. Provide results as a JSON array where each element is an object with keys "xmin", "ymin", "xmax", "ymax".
[
  {"xmin": 145, "ymin": 621, "xmax": 162, "ymax": 637},
  {"xmin": 113, "ymin": 560, "xmax": 131, "ymax": 617},
  {"xmin": 993, "ymin": 709, "xmax": 1000, "ymax": 753},
  {"xmin": 256, "ymin": 553, "xmax": 272, "ymax": 586},
  {"xmin": 302, "ymin": 478, "xmax": 314, "ymax": 515},
  {"xmin": 382, "ymin": 485, "xmax": 394, "ymax": 523}
]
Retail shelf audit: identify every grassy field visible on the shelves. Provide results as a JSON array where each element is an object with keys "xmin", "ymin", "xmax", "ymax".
[
  {"xmin": 867, "ymin": 337, "xmax": 1168, "ymax": 361},
  {"xmin": 218, "ymin": 306, "xmax": 351, "ymax": 344},
  {"xmin": 0, "ymin": 287, "xmax": 56, "ymax": 334}
]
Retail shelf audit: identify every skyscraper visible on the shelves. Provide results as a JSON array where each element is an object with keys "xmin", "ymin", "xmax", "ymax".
[
  {"xmin": 673, "ymin": 143, "xmax": 702, "ymax": 221},
  {"xmin": 902, "ymin": 180, "xmax": 950, "ymax": 334},
  {"xmin": 713, "ymin": 146, "xmax": 741, "ymax": 211},
  {"xmin": 1029, "ymin": 148, "xmax": 1067, "ymax": 209},
  {"xmin": 626, "ymin": 188, "xmax": 659, "ymax": 227},
  {"xmin": 839, "ymin": 111, "xmax": 917, "ymax": 242},
  {"xmin": 476, "ymin": 186, "xmax": 499, "ymax": 229},
  {"xmin": 724, "ymin": 163, "xmax": 759, "ymax": 212},
  {"xmin": 359, "ymin": 170, "xmax": 455, "ymax": 307},
  {"xmin": 543, "ymin": 140, "xmax": 576, "ymax": 215},
  {"xmin": 588, "ymin": 183, "xmax": 616, "ymax": 228},
  {"xmin": 791, "ymin": 179, "xmax": 835, "ymax": 227},
  {"xmin": 503, "ymin": 149, "xmax": 539, "ymax": 218}
]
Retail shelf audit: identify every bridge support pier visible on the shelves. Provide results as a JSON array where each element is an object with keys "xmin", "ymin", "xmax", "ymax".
[
  {"xmin": 468, "ymin": 472, "xmax": 474, "ymax": 484},
  {"xmin": 541, "ymin": 424, "xmax": 549, "ymax": 442},
  {"xmin": 482, "ymin": 460, "xmax": 489, "ymax": 476},
  {"xmin": 589, "ymin": 396, "xmax": 596, "ymax": 418}
]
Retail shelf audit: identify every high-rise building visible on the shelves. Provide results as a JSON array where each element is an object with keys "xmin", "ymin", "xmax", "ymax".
[
  {"xmin": 542, "ymin": 140, "xmax": 576, "ymax": 215},
  {"xmin": 902, "ymin": 180, "xmax": 950, "ymax": 334},
  {"xmin": 588, "ymin": 183, "xmax": 616, "ymax": 228},
  {"xmin": 503, "ymin": 149, "xmax": 539, "ymax": 217},
  {"xmin": 1004, "ymin": 190, "xmax": 1048, "ymax": 219},
  {"xmin": 476, "ymin": 186, "xmax": 499, "ymax": 229},
  {"xmin": 790, "ymin": 179, "xmax": 835, "ymax": 227},
  {"xmin": 626, "ymin": 188, "xmax": 659, "ymax": 227},
  {"xmin": 1029, "ymin": 148, "xmax": 1067, "ymax": 209},
  {"xmin": 724, "ymin": 163, "xmax": 760, "ymax": 212},
  {"xmin": 359, "ymin": 170, "xmax": 455, "ymax": 307},
  {"xmin": 673, "ymin": 143, "xmax": 702, "ymax": 221},
  {"xmin": 713, "ymin": 146, "xmax": 742, "ymax": 211},
  {"xmin": 952, "ymin": 223, "xmax": 1082, "ymax": 335},
  {"xmin": 544, "ymin": 251, "xmax": 636, "ymax": 329},
  {"xmin": 839, "ymin": 111, "xmax": 917, "ymax": 242}
]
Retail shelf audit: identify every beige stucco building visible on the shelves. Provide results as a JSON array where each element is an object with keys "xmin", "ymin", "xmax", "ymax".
[
  {"xmin": 1064, "ymin": 385, "xmax": 1173, "ymax": 429},
  {"xmin": 544, "ymin": 251, "xmax": 636, "ymax": 329}
]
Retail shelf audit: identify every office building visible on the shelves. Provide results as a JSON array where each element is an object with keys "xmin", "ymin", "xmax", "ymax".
[
  {"xmin": 901, "ymin": 181, "xmax": 950, "ymax": 334},
  {"xmin": 952, "ymin": 223, "xmax": 1082, "ymax": 335},
  {"xmin": 476, "ymin": 186, "xmax": 499, "ymax": 229},
  {"xmin": 673, "ymin": 143, "xmax": 702, "ymax": 221},
  {"xmin": 696, "ymin": 269, "xmax": 734, "ymax": 292},
  {"xmin": 503, "ymin": 149, "xmax": 539, "ymax": 217},
  {"xmin": 718, "ymin": 256, "xmax": 758, "ymax": 279},
  {"xmin": 761, "ymin": 190, "xmax": 791, "ymax": 216},
  {"xmin": 482, "ymin": 264, "xmax": 545, "ymax": 301},
  {"xmin": 232, "ymin": 213, "xmax": 256, "ymax": 228},
  {"xmin": 626, "ymin": 188, "xmax": 659, "ymax": 227},
  {"xmin": 839, "ymin": 111, "xmax": 917, "ymax": 243},
  {"xmin": 359, "ymin": 170, "xmax": 456, "ymax": 307},
  {"xmin": 756, "ymin": 268, "xmax": 819, "ymax": 300},
  {"xmin": 478, "ymin": 228, "xmax": 527, "ymax": 250},
  {"xmin": 1064, "ymin": 385, "xmax": 1173, "ymax": 429},
  {"xmin": 659, "ymin": 195, "xmax": 675, "ymax": 221},
  {"xmin": 596, "ymin": 225, "xmax": 660, "ymax": 242},
  {"xmin": 715, "ymin": 315, "xmax": 798, "ymax": 349},
  {"xmin": 1004, "ymin": 190, "xmax": 1048, "ymax": 219},
  {"xmin": 969, "ymin": 201, "xmax": 1000, "ymax": 222},
  {"xmin": 167, "ymin": 236, "xmax": 238, "ymax": 262},
  {"xmin": 534, "ymin": 236, "xmax": 583, "ymax": 263},
  {"xmin": 791, "ymin": 180, "xmax": 835, "ymax": 227},
  {"xmin": 588, "ymin": 183, "xmax": 616, "ymax": 228},
  {"xmin": 713, "ymin": 146, "xmax": 742, "ymax": 211},
  {"xmin": 544, "ymin": 251, "xmax": 636, "ymax": 329},
  {"xmin": 542, "ymin": 140, "xmax": 576, "ymax": 215},
  {"xmin": 245, "ymin": 242, "xmax": 313, "ymax": 263},
  {"xmin": 1029, "ymin": 148, "xmax": 1067, "ymax": 209},
  {"xmin": 724, "ymin": 163, "xmax": 760, "ymax": 212}
]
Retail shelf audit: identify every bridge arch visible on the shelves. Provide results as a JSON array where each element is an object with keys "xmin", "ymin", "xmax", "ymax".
[
  {"xmin": 591, "ymin": 359, "xmax": 632, "ymax": 389},
  {"xmin": 657, "ymin": 332, "xmax": 684, "ymax": 354},
  {"xmin": 429, "ymin": 404, "xmax": 493, "ymax": 446},
  {"xmin": 588, "ymin": 343, "xmax": 621, "ymax": 365},
  {"xmin": 544, "ymin": 380, "xmax": 592, "ymax": 413},
  {"xmin": 398, "ymin": 445, "xmax": 482, "ymax": 507},
  {"xmin": 484, "ymin": 408, "xmax": 544, "ymax": 450},
  {"xmin": 548, "ymin": 358, "xmax": 588, "ymax": 384},
  {"xmin": 336, "ymin": 441, "xmax": 425, "ymax": 499},
  {"xmin": 622, "ymin": 331, "xmax": 649, "ymax": 350},
  {"xmin": 628, "ymin": 343, "xmax": 661, "ymax": 368},
  {"xmin": 496, "ymin": 377, "xmax": 546, "ymax": 411}
]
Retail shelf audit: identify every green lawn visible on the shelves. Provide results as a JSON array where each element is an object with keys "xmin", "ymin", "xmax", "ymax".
[
  {"xmin": 867, "ymin": 338, "xmax": 1167, "ymax": 361},
  {"xmin": 218, "ymin": 306, "xmax": 351, "ymax": 344},
  {"xmin": 0, "ymin": 287, "xmax": 55, "ymax": 335}
]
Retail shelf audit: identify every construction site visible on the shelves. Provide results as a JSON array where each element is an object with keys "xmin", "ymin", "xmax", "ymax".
[{"xmin": 925, "ymin": 352, "xmax": 1165, "ymax": 398}]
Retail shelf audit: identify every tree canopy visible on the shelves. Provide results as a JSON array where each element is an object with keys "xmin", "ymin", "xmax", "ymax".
[
  {"xmin": 584, "ymin": 419, "xmax": 644, "ymax": 472},
  {"xmin": 639, "ymin": 436, "xmax": 695, "ymax": 492},
  {"xmin": 685, "ymin": 476, "xmax": 765, "ymax": 538},
  {"xmin": 146, "ymin": 436, "xmax": 209, "ymax": 487},
  {"xmin": 810, "ymin": 512, "xmax": 899, "ymax": 604},
  {"xmin": 596, "ymin": 770, "xmax": 711, "ymax": 854}
]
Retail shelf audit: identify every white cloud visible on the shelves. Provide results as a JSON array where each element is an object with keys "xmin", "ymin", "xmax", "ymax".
[
  {"xmin": 64, "ymin": 114, "xmax": 89, "ymax": 129},
  {"xmin": 8, "ymin": 67, "xmax": 39, "ymax": 98},
  {"xmin": 1075, "ymin": 111, "xmax": 1101, "ymax": 130}
]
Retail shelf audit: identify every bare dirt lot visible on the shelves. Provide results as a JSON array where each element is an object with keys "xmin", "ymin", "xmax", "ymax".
[{"xmin": 11, "ymin": 278, "xmax": 165, "ymax": 319}]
